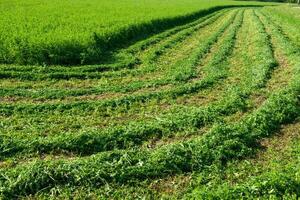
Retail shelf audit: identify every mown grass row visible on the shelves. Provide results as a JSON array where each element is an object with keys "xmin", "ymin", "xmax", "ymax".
[
  {"xmin": 187, "ymin": 9, "xmax": 300, "ymax": 199},
  {"xmin": 0, "ymin": 5, "xmax": 285, "ymax": 172},
  {"xmin": 0, "ymin": 2, "xmax": 264, "ymax": 65},
  {"xmin": 259, "ymin": 10, "xmax": 300, "ymax": 50},
  {"xmin": 0, "ymin": 11, "xmax": 236, "ymax": 103},
  {"xmin": 0, "ymin": 9, "xmax": 227, "ymax": 76},
  {"xmin": 249, "ymin": 10, "xmax": 277, "ymax": 88},
  {"xmin": 166, "ymin": 10, "xmax": 239, "ymax": 82},
  {"xmin": 0, "ymin": 9, "xmax": 227, "ymax": 74},
  {"xmin": 187, "ymin": 122, "xmax": 300, "ymax": 200},
  {"xmin": 0, "ymin": 90, "xmax": 248, "ymax": 159},
  {"xmin": 0, "ymin": 9, "xmax": 242, "ymax": 156},
  {"xmin": 0, "ymin": 65, "xmax": 299, "ymax": 198},
  {"xmin": 1, "ymin": 6, "xmax": 299, "ymax": 199},
  {"xmin": 137, "ymin": 9, "xmax": 228, "ymax": 66},
  {"xmin": 0, "ymin": 10, "xmax": 243, "ymax": 115},
  {"xmin": 262, "ymin": 6, "xmax": 300, "ymax": 47},
  {"xmin": 193, "ymin": 159, "xmax": 300, "ymax": 199},
  {"xmin": 0, "ymin": 10, "xmax": 235, "ymax": 100},
  {"xmin": 0, "ymin": 10, "xmax": 231, "ymax": 81}
]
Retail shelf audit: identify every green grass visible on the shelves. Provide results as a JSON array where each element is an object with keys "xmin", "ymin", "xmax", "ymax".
[
  {"xmin": 0, "ymin": 1, "xmax": 300, "ymax": 199},
  {"xmin": 0, "ymin": 0, "xmax": 272, "ymax": 65}
]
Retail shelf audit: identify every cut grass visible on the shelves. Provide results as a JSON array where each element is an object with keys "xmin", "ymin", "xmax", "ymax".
[{"xmin": 1, "ymin": 4, "xmax": 300, "ymax": 199}]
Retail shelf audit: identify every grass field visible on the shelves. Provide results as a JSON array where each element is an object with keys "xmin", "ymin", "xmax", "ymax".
[
  {"xmin": 0, "ymin": 0, "xmax": 272, "ymax": 65},
  {"xmin": 0, "ymin": 0, "xmax": 300, "ymax": 199}
]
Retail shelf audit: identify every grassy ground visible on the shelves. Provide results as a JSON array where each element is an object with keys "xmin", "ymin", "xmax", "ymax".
[
  {"xmin": 0, "ymin": 2, "xmax": 300, "ymax": 199},
  {"xmin": 0, "ymin": 0, "xmax": 272, "ymax": 65}
]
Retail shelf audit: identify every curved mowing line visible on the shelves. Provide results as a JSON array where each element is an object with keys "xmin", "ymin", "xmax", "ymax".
[
  {"xmin": 0, "ymin": 9, "xmax": 227, "ymax": 74},
  {"xmin": 1, "ymin": 8, "xmax": 300, "ymax": 198},
  {"xmin": 0, "ymin": 11, "xmax": 255, "ymax": 160},
  {"xmin": 0, "ymin": 9, "xmax": 231, "ymax": 81},
  {"xmin": 255, "ymin": 11, "xmax": 300, "ymax": 76},
  {"xmin": 261, "ymin": 9, "xmax": 300, "ymax": 49},
  {"xmin": 140, "ymin": 10, "xmax": 229, "ymax": 65},
  {"xmin": 163, "ymin": 10, "xmax": 238, "ymax": 82},
  {"xmin": 0, "ymin": 90, "xmax": 248, "ymax": 159},
  {"xmin": 0, "ymin": 80, "xmax": 299, "ymax": 198},
  {"xmin": 0, "ymin": 5, "xmax": 261, "ymax": 66},
  {"xmin": 0, "ymin": 10, "xmax": 243, "ymax": 116},
  {"xmin": 250, "ymin": 10, "xmax": 278, "ymax": 88},
  {"xmin": 0, "ymin": 10, "xmax": 237, "ymax": 100},
  {"xmin": 2, "ymin": 8, "xmax": 283, "ymax": 160},
  {"xmin": 258, "ymin": 10, "xmax": 300, "ymax": 51}
]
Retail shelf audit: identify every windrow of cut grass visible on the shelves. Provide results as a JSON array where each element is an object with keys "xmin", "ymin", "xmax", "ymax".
[
  {"xmin": 186, "ymin": 9, "xmax": 300, "ymax": 199},
  {"xmin": 0, "ymin": 8, "xmax": 236, "ymax": 108},
  {"xmin": 1, "ymin": 70, "xmax": 299, "ymax": 198},
  {"xmin": 0, "ymin": 10, "xmax": 248, "ymax": 159},
  {"xmin": 0, "ymin": 10, "xmax": 243, "ymax": 116},
  {"xmin": 0, "ymin": 7, "xmax": 284, "ymax": 161},
  {"xmin": 2, "ymin": 7, "xmax": 300, "ymax": 198},
  {"xmin": 0, "ymin": 8, "xmax": 227, "ymax": 75},
  {"xmin": 262, "ymin": 6, "xmax": 300, "ymax": 46},
  {"xmin": 186, "ymin": 120, "xmax": 300, "ymax": 200},
  {"xmin": 1, "ymin": 4, "xmax": 300, "ymax": 199},
  {"xmin": 0, "ymin": 10, "xmax": 245, "ymax": 159},
  {"xmin": 165, "ymin": 10, "xmax": 239, "ymax": 82},
  {"xmin": 0, "ymin": 10, "xmax": 237, "ymax": 102},
  {"xmin": 0, "ymin": 90, "xmax": 248, "ymax": 159},
  {"xmin": 0, "ymin": 9, "xmax": 234, "ymax": 82}
]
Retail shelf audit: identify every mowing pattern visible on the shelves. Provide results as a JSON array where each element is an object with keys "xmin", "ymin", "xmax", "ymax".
[{"xmin": 0, "ymin": 7, "xmax": 300, "ymax": 199}]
